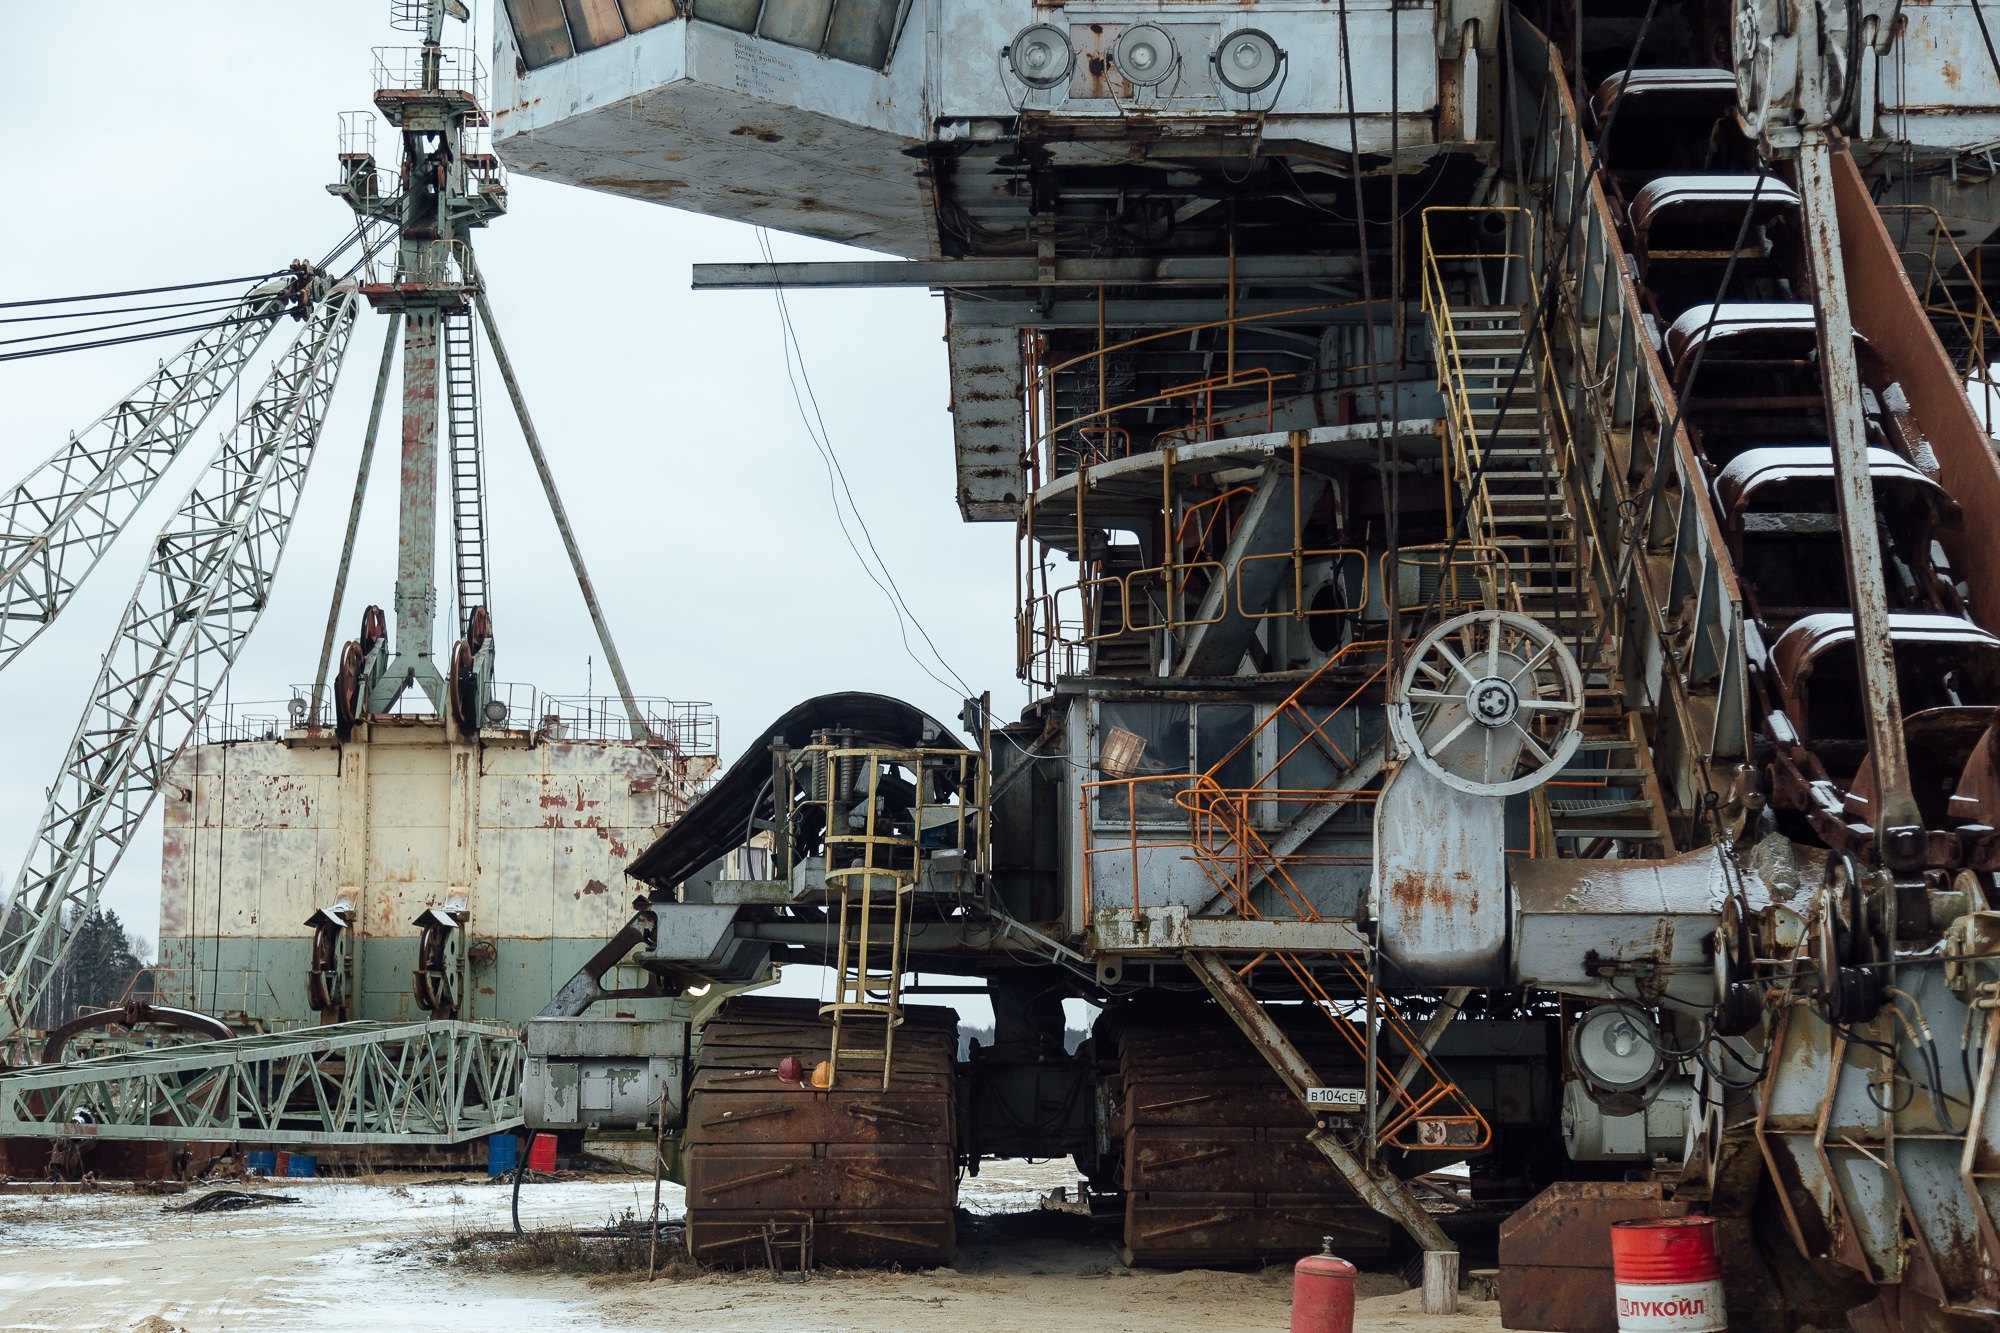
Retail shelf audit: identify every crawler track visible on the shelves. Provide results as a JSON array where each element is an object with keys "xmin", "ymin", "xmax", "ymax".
[
  {"xmin": 1107, "ymin": 1010, "xmax": 1396, "ymax": 1267},
  {"xmin": 682, "ymin": 997, "xmax": 959, "ymax": 1267}
]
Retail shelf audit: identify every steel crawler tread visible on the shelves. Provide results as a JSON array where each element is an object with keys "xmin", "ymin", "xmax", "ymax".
[
  {"xmin": 1105, "ymin": 1010, "xmax": 1396, "ymax": 1267},
  {"xmin": 683, "ymin": 996, "xmax": 959, "ymax": 1267}
]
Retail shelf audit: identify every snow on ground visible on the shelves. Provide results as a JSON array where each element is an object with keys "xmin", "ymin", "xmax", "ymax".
[{"xmin": 0, "ymin": 1166, "xmax": 1506, "ymax": 1333}]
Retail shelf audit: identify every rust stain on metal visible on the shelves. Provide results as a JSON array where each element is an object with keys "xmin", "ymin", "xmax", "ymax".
[
  {"xmin": 1388, "ymin": 870, "xmax": 1451, "ymax": 913},
  {"xmin": 683, "ymin": 998, "xmax": 958, "ymax": 1268},
  {"xmin": 578, "ymin": 175, "xmax": 688, "ymax": 200},
  {"xmin": 1498, "ymin": 1182, "xmax": 1688, "ymax": 1332}
]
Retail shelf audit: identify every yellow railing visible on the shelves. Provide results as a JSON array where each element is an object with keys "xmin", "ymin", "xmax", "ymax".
[
  {"xmin": 1882, "ymin": 204, "xmax": 2000, "ymax": 404},
  {"xmin": 803, "ymin": 742, "xmax": 984, "ymax": 1090},
  {"xmin": 1016, "ymin": 300, "xmax": 1398, "ymax": 689},
  {"xmin": 1422, "ymin": 207, "xmax": 1532, "ymax": 562},
  {"xmin": 1080, "ymin": 639, "xmax": 1491, "ymax": 1150},
  {"xmin": 1420, "ymin": 206, "xmax": 1616, "ymax": 642}
]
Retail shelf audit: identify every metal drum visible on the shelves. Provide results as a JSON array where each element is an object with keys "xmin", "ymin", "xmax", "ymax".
[{"xmin": 1609, "ymin": 1217, "xmax": 1727, "ymax": 1332}]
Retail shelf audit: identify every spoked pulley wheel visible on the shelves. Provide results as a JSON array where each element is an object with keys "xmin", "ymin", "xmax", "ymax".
[{"xmin": 1389, "ymin": 610, "xmax": 1585, "ymax": 797}]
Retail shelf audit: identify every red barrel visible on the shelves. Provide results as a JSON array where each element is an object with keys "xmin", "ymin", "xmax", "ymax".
[
  {"xmin": 1609, "ymin": 1217, "xmax": 1726, "ymax": 1332},
  {"xmin": 1290, "ymin": 1241, "xmax": 1357, "ymax": 1333},
  {"xmin": 526, "ymin": 1132, "xmax": 557, "ymax": 1173}
]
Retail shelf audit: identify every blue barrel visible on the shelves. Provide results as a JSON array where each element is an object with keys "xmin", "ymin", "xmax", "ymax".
[
  {"xmin": 486, "ymin": 1132, "xmax": 518, "ymax": 1177},
  {"xmin": 285, "ymin": 1153, "xmax": 317, "ymax": 1178},
  {"xmin": 246, "ymin": 1150, "xmax": 276, "ymax": 1176}
]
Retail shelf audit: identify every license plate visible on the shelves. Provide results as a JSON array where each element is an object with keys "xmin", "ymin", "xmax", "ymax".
[{"xmin": 1305, "ymin": 1086, "xmax": 1365, "ymax": 1107}]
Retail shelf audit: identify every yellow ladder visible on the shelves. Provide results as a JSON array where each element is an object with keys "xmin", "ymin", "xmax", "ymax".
[{"xmin": 817, "ymin": 745, "xmax": 916, "ymax": 1091}]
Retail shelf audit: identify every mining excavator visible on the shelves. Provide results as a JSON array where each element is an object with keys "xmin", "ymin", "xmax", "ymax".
[{"xmin": 481, "ymin": 1, "xmax": 2000, "ymax": 1327}]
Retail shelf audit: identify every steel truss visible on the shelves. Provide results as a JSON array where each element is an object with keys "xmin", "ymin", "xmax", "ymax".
[
  {"xmin": 0, "ymin": 275, "xmax": 300, "ymax": 672},
  {"xmin": 0, "ymin": 280, "xmax": 363, "ymax": 1033},
  {"xmin": 0, "ymin": 1020, "xmax": 521, "ymax": 1144}
]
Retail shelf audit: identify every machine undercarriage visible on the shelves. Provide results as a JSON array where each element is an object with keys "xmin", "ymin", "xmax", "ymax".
[
  {"xmin": 493, "ymin": 0, "xmax": 2000, "ymax": 1327},
  {"xmin": 6, "ymin": 0, "xmax": 2000, "ymax": 1328}
]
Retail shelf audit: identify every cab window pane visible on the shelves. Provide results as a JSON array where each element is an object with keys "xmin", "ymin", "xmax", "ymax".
[{"xmin": 1097, "ymin": 701, "xmax": 1188, "ymax": 822}]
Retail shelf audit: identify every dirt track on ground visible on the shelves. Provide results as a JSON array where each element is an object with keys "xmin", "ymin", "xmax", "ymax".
[{"xmin": 0, "ymin": 1161, "xmax": 1508, "ymax": 1333}]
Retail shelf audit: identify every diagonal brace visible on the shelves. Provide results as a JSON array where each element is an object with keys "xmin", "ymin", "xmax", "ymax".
[{"xmin": 1184, "ymin": 949, "xmax": 1454, "ymax": 1253}]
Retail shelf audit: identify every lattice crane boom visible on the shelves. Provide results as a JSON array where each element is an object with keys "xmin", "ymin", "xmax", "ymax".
[
  {"xmin": 0, "ymin": 272, "xmax": 309, "ymax": 674},
  {"xmin": 0, "ymin": 277, "xmax": 362, "ymax": 1034}
]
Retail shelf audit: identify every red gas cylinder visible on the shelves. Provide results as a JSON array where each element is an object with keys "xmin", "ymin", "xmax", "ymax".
[
  {"xmin": 526, "ymin": 1132, "xmax": 558, "ymax": 1173},
  {"xmin": 1290, "ymin": 1237, "xmax": 1358, "ymax": 1333},
  {"xmin": 1609, "ymin": 1216, "xmax": 1727, "ymax": 1332}
]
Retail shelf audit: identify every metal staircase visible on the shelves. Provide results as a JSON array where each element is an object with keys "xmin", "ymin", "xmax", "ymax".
[
  {"xmin": 443, "ymin": 306, "xmax": 489, "ymax": 635},
  {"xmin": 1545, "ymin": 722, "xmax": 1677, "ymax": 855},
  {"xmin": 1090, "ymin": 543, "xmax": 1152, "ymax": 674},
  {"xmin": 1442, "ymin": 306, "xmax": 1587, "ymax": 635},
  {"xmin": 1422, "ymin": 210, "xmax": 1669, "ymax": 858}
]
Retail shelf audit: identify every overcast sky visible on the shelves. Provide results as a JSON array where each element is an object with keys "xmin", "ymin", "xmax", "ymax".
[{"xmin": 0, "ymin": 2, "xmax": 1024, "ymax": 957}]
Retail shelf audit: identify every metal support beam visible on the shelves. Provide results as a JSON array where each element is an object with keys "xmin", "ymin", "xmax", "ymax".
[
  {"xmin": 0, "ymin": 283, "xmax": 362, "ymax": 1034},
  {"xmin": 0, "ymin": 278, "xmax": 293, "ymax": 674},
  {"xmin": 373, "ymin": 307, "xmax": 446, "ymax": 711},
  {"xmin": 1374, "ymin": 987, "xmax": 1472, "ymax": 1133},
  {"xmin": 0, "ymin": 1019, "xmax": 520, "ymax": 1144},
  {"xmin": 693, "ymin": 255, "xmax": 1364, "ymax": 291},
  {"xmin": 1184, "ymin": 949, "xmax": 1456, "ymax": 1253},
  {"xmin": 473, "ymin": 287, "xmax": 648, "ymax": 742},
  {"xmin": 944, "ymin": 298, "xmax": 1409, "ymax": 331},
  {"xmin": 313, "ymin": 313, "xmax": 401, "ymax": 723},
  {"xmin": 1796, "ymin": 132, "xmax": 1924, "ymax": 873}
]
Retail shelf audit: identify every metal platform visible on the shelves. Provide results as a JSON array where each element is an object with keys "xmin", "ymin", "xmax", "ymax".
[{"xmin": 0, "ymin": 1020, "xmax": 520, "ymax": 1145}]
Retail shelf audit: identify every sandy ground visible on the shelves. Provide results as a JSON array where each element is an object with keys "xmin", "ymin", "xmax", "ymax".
[{"xmin": 0, "ymin": 1160, "xmax": 1506, "ymax": 1333}]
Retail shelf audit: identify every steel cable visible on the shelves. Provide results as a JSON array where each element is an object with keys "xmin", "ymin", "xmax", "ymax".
[{"xmin": 0, "ymin": 273, "xmax": 284, "ymax": 311}]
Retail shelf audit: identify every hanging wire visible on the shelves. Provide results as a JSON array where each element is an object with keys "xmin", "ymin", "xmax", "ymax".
[
  {"xmin": 755, "ymin": 226, "xmax": 974, "ymax": 703},
  {"xmin": 0, "ymin": 293, "xmax": 251, "ymax": 326},
  {"xmin": 0, "ymin": 301, "xmax": 263, "ymax": 350},
  {"xmin": 0, "ymin": 273, "xmax": 284, "ymax": 311},
  {"xmin": 0, "ymin": 313, "xmax": 279, "ymax": 364},
  {"xmin": 0, "ymin": 222, "xmax": 390, "ymax": 364}
]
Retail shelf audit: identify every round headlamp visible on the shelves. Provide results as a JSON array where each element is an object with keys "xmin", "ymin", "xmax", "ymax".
[
  {"xmin": 1214, "ymin": 28, "xmax": 1283, "ymax": 94},
  {"xmin": 1114, "ymin": 23, "xmax": 1178, "ymax": 87},
  {"xmin": 1571, "ymin": 1002, "xmax": 1663, "ymax": 1092},
  {"xmin": 1007, "ymin": 24, "xmax": 1074, "ymax": 90}
]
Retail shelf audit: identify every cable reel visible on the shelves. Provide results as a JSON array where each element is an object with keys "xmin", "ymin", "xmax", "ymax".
[
  {"xmin": 414, "ymin": 905, "xmax": 467, "ymax": 1019},
  {"xmin": 334, "ymin": 604, "xmax": 389, "ymax": 741},
  {"xmin": 449, "ymin": 604, "xmax": 494, "ymax": 735},
  {"xmin": 306, "ymin": 902, "xmax": 355, "ymax": 1022},
  {"xmin": 1811, "ymin": 851, "xmax": 1885, "ymax": 1023},
  {"xmin": 1389, "ymin": 610, "xmax": 1584, "ymax": 796},
  {"xmin": 1709, "ymin": 896, "xmax": 1767, "ymax": 1037}
]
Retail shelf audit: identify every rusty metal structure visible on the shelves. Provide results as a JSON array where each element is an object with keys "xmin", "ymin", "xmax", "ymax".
[
  {"xmin": 487, "ymin": 0, "xmax": 2000, "ymax": 1327},
  {"xmin": 0, "ymin": 0, "xmax": 711, "ymax": 1164},
  {"xmin": 0, "ymin": 1019, "xmax": 522, "ymax": 1147},
  {"xmin": 141, "ymin": 1, "xmax": 718, "ymax": 1038},
  {"xmin": 12, "ymin": 0, "xmax": 2000, "ymax": 1322}
]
